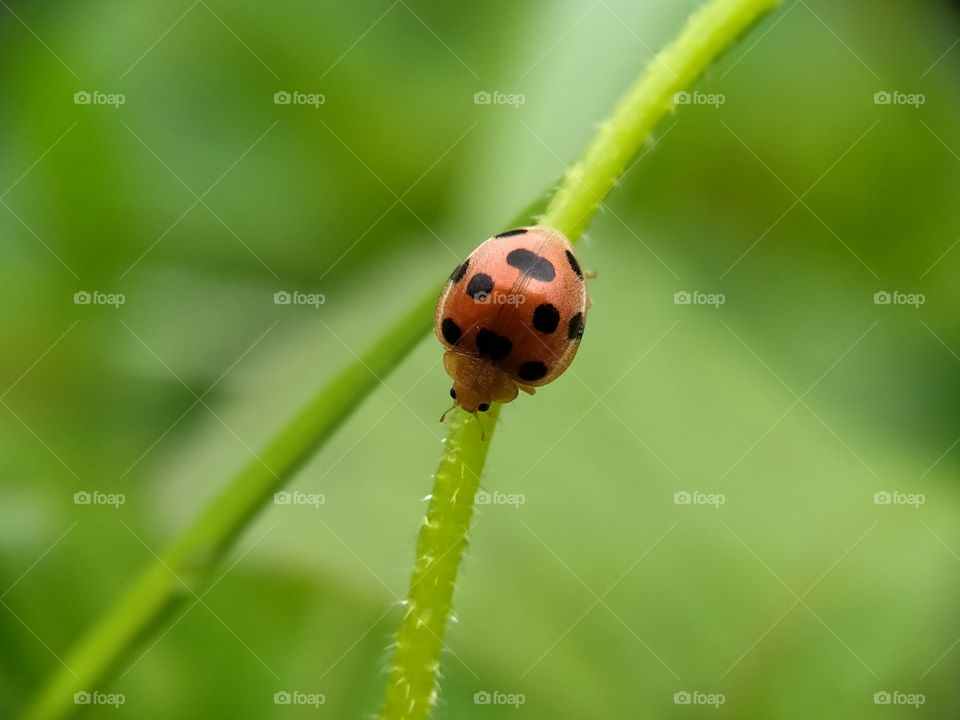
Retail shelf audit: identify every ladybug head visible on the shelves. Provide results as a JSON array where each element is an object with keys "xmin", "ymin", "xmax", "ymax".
[
  {"xmin": 449, "ymin": 385, "xmax": 491, "ymax": 414},
  {"xmin": 441, "ymin": 352, "xmax": 518, "ymax": 422}
]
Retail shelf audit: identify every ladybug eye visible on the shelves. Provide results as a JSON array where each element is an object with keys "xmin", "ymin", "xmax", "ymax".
[
  {"xmin": 477, "ymin": 403, "xmax": 490, "ymax": 412},
  {"xmin": 450, "ymin": 388, "xmax": 457, "ymax": 399}
]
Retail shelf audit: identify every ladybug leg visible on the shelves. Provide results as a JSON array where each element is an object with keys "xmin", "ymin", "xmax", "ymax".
[
  {"xmin": 583, "ymin": 269, "xmax": 597, "ymax": 280},
  {"xmin": 517, "ymin": 384, "xmax": 536, "ymax": 396}
]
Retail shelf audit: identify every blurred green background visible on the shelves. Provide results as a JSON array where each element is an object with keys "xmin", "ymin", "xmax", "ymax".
[{"xmin": 2, "ymin": 0, "xmax": 960, "ymax": 717}]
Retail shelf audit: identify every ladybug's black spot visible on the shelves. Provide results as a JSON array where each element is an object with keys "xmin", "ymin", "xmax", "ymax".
[
  {"xmin": 466, "ymin": 273, "xmax": 494, "ymax": 300},
  {"xmin": 565, "ymin": 250, "xmax": 583, "ymax": 279},
  {"xmin": 476, "ymin": 328, "xmax": 512, "ymax": 360},
  {"xmin": 495, "ymin": 228, "xmax": 528, "ymax": 238},
  {"xmin": 518, "ymin": 361, "xmax": 548, "ymax": 381},
  {"xmin": 568, "ymin": 312, "xmax": 585, "ymax": 340},
  {"xmin": 450, "ymin": 387, "xmax": 457, "ymax": 399},
  {"xmin": 450, "ymin": 260, "xmax": 469, "ymax": 283},
  {"xmin": 477, "ymin": 403, "xmax": 490, "ymax": 412},
  {"xmin": 532, "ymin": 303, "xmax": 560, "ymax": 334},
  {"xmin": 506, "ymin": 248, "xmax": 555, "ymax": 282},
  {"xmin": 441, "ymin": 318, "xmax": 462, "ymax": 346}
]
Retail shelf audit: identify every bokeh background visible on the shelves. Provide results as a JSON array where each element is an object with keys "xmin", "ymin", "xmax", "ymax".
[{"xmin": 2, "ymin": 0, "xmax": 960, "ymax": 717}]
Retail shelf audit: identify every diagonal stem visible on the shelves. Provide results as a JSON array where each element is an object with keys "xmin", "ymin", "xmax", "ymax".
[{"xmin": 380, "ymin": 0, "xmax": 779, "ymax": 718}]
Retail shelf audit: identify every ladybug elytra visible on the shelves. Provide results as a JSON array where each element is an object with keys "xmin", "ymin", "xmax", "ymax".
[{"xmin": 434, "ymin": 226, "xmax": 589, "ymax": 416}]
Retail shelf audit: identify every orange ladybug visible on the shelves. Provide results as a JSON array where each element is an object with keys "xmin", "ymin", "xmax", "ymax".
[{"xmin": 434, "ymin": 226, "xmax": 588, "ymax": 415}]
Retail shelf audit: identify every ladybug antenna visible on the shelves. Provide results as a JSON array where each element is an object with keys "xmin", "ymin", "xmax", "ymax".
[
  {"xmin": 439, "ymin": 402, "xmax": 456, "ymax": 423},
  {"xmin": 473, "ymin": 411, "xmax": 486, "ymax": 442}
]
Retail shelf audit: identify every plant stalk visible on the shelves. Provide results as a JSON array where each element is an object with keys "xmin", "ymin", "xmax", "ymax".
[
  {"xmin": 380, "ymin": 0, "xmax": 778, "ymax": 718},
  {"xmin": 24, "ymin": 292, "xmax": 437, "ymax": 720},
  {"xmin": 380, "ymin": 406, "xmax": 500, "ymax": 718}
]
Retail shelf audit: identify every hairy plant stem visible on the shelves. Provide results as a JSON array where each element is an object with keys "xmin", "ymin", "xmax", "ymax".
[
  {"xmin": 24, "ymin": 0, "xmax": 775, "ymax": 717},
  {"xmin": 380, "ymin": 1, "xmax": 777, "ymax": 718},
  {"xmin": 380, "ymin": 406, "xmax": 500, "ymax": 718},
  {"xmin": 540, "ymin": 0, "xmax": 778, "ymax": 238},
  {"xmin": 25, "ymin": 194, "xmax": 551, "ymax": 720}
]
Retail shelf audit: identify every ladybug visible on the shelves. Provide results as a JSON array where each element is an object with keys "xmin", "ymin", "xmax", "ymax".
[{"xmin": 434, "ymin": 226, "xmax": 589, "ymax": 416}]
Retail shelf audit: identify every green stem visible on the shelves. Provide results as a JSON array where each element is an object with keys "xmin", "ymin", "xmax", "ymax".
[
  {"xmin": 380, "ymin": 0, "xmax": 777, "ymax": 718},
  {"xmin": 540, "ymin": 0, "xmax": 777, "ymax": 238},
  {"xmin": 380, "ymin": 405, "xmax": 500, "ymax": 718},
  {"xmin": 541, "ymin": 0, "xmax": 776, "ymax": 237},
  {"xmin": 24, "ymin": 292, "xmax": 437, "ymax": 720},
  {"xmin": 24, "ymin": 194, "xmax": 552, "ymax": 720},
  {"xmin": 25, "ymin": 0, "xmax": 775, "ymax": 716}
]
